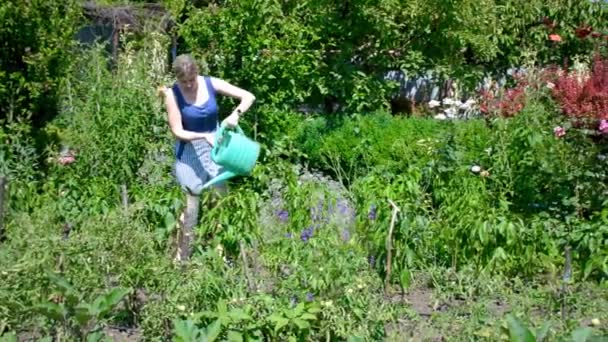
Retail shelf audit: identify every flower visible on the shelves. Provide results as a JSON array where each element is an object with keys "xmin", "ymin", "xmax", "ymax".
[
  {"xmin": 548, "ymin": 34, "xmax": 562, "ymax": 42},
  {"xmin": 305, "ymin": 292, "xmax": 314, "ymax": 302},
  {"xmin": 471, "ymin": 165, "xmax": 481, "ymax": 173},
  {"xmin": 300, "ymin": 226, "xmax": 314, "ymax": 242},
  {"xmin": 553, "ymin": 126, "xmax": 566, "ymax": 138},
  {"xmin": 442, "ymin": 98, "xmax": 455, "ymax": 106},
  {"xmin": 57, "ymin": 155, "xmax": 75, "ymax": 165},
  {"xmin": 276, "ymin": 209, "xmax": 289, "ymax": 223},
  {"xmin": 599, "ymin": 120, "xmax": 608, "ymax": 134},
  {"xmin": 443, "ymin": 107, "xmax": 457, "ymax": 118},
  {"xmin": 428, "ymin": 100, "xmax": 441, "ymax": 108},
  {"xmin": 546, "ymin": 82, "xmax": 555, "ymax": 89},
  {"xmin": 575, "ymin": 25, "xmax": 593, "ymax": 39},
  {"xmin": 459, "ymin": 99, "xmax": 476, "ymax": 110}
]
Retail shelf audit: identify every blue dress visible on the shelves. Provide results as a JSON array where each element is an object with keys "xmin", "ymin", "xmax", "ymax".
[{"xmin": 171, "ymin": 75, "xmax": 224, "ymax": 195}]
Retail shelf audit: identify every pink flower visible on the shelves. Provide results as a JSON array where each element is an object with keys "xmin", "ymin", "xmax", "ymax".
[
  {"xmin": 57, "ymin": 155, "xmax": 76, "ymax": 165},
  {"xmin": 57, "ymin": 149, "xmax": 76, "ymax": 165},
  {"xmin": 599, "ymin": 120, "xmax": 608, "ymax": 134},
  {"xmin": 553, "ymin": 126, "xmax": 566, "ymax": 138},
  {"xmin": 548, "ymin": 34, "xmax": 562, "ymax": 42}
]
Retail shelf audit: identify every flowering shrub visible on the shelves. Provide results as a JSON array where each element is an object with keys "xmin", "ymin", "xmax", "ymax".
[
  {"xmin": 550, "ymin": 55, "xmax": 608, "ymax": 127},
  {"xmin": 479, "ymin": 74, "xmax": 528, "ymax": 117}
]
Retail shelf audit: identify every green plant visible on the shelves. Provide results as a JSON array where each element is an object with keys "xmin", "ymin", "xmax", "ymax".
[{"xmin": 33, "ymin": 272, "xmax": 130, "ymax": 341}]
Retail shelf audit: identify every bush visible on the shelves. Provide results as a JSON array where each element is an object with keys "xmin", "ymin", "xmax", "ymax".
[{"xmin": 0, "ymin": 0, "xmax": 81, "ymax": 125}]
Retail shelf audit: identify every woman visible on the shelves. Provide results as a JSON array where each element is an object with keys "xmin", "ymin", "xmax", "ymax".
[{"xmin": 159, "ymin": 54, "xmax": 256, "ymax": 262}]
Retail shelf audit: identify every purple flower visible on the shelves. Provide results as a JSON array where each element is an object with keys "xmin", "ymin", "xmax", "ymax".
[
  {"xmin": 368, "ymin": 204, "xmax": 377, "ymax": 220},
  {"xmin": 276, "ymin": 209, "xmax": 289, "ymax": 223},
  {"xmin": 285, "ymin": 232, "xmax": 293, "ymax": 239},
  {"xmin": 306, "ymin": 292, "xmax": 314, "ymax": 302},
  {"xmin": 340, "ymin": 228, "xmax": 351, "ymax": 242},
  {"xmin": 300, "ymin": 226, "xmax": 314, "ymax": 242}
]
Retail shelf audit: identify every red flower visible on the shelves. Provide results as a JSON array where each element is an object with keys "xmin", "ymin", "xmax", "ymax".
[
  {"xmin": 575, "ymin": 25, "xmax": 593, "ymax": 39},
  {"xmin": 548, "ymin": 34, "xmax": 562, "ymax": 42},
  {"xmin": 550, "ymin": 55, "xmax": 608, "ymax": 122},
  {"xmin": 591, "ymin": 32, "xmax": 602, "ymax": 38}
]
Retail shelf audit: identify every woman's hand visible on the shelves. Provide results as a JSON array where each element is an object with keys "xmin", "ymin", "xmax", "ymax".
[
  {"xmin": 222, "ymin": 111, "xmax": 240, "ymax": 128},
  {"xmin": 203, "ymin": 133, "xmax": 215, "ymax": 146}
]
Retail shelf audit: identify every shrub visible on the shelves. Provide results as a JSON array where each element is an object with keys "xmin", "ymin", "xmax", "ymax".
[
  {"xmin": 0, "ymin": 0, "xmax": 81, "ymax": 125},
  {"xmin": 550, "ymin": 54, "xmax": 608, "ymax": 126}
]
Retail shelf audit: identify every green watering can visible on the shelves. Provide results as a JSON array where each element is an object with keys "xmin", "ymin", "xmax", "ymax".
[{"xmin": 201, "ymin": 125, "xmax": 261, "ymax": 189}]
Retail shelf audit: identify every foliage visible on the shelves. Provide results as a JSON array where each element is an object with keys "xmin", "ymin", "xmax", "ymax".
[
  {"xmin": 0, "ymin": 0, "xmax": 81, "ymax": 124},
  {"xmin": 3, "ymin": 2, "xmax": 608, "ymax": 340},
  {"xmin": 166, "ymin": 0, "xmax": 608, "ymax": 119}
]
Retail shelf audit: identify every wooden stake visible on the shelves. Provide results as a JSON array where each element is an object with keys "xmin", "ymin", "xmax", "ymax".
[
  {"xmin": 0, "ymin": 176, "xmax": 6, "ymax": 241},
  {"xmin": 385, "ymin": 199, "xmax": 401, "ymax": 295},
  {"xmin": 561, "ymin": 245, "xmax": 572, "ymax": 321},
  {"xmin": 120, "ymin": 184, "xmax": 128, "ymax": 211}
]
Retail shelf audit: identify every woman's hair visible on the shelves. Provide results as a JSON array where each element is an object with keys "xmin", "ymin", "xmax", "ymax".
[{"xmin": 172, "ymin": 54, "xmax": 199, "ymax": 80}]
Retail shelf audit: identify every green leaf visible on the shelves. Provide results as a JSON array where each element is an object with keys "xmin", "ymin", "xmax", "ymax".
[
  {"xmin": 571, "ymin": 327, "xmax": 593, "ymax": 342},
  {"xmin": 268, "ymin": 314, "xmax": 288, "ymax": 333},
  {"xmin": 47, "ymin": 272, "xmax": 77, "ymax": 296},
  {"xmin": 307, "ymin": 305, "xmax": 322, "ymax": 314},
  {"xmin": 505, "ymin": 314, "xmax": 535, "ymax": 342},
  {"xmin": 227, "ymin": 331, "xmax": 243, "ymax": 342},
  {"xmin": 400, "ymin": 269, "xmax": 411, "ymax": 290},
  {"xmin": 204, "ymin": 319, "xmax": 222, "ymax": 341},
  {"xmin": 0, "ymin": 332, "xmax": 18, "ymax": 342},
  {"xmin": 74, "ymin": 304, "xmax": 93, "ymax": 326},
  {"xmin": 173, "ymin": 319, "xmax": 197, "ymax": 342},
  {"xmin": 347, "ymin": 336, "xmax": 365, "ymax": 342},
  {"xmin": 33, "ymin": 302, "xmax": 67, "ymax": 321},
  {"xmin": 86, "ymin": 331, "xmax": 104, "ymax": 342},
  {"xmin": 99, "ymin": 287, "xmax": 130, "ymax": 316},
  {"xmin": 228, "ymin": 308, "xmax": 251, "ymax": 322},
  {"xmin": 535, "ymin": 321, "xmax": 551, "ymax": 341},
  {"xmin": 293, "ymin": 318, "xmax": 310, "ymax": 330},
  {"xmin": 299, "ymin": 313, "xmax": 316, "ymax": 321}
]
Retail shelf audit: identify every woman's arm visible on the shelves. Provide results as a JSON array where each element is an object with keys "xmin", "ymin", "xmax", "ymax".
[
  {"xmin": 210, "ymin": 77, "xmax": 256, "ymax": 127},
  {"xmin": 160, "ymin": 87, "xmax": 213, "ymax": 143}
]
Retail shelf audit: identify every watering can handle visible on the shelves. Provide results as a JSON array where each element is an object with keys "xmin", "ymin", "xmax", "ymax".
[{"xmin": 216, "ymin": 124, "xmax": 244, "ymax": 145}]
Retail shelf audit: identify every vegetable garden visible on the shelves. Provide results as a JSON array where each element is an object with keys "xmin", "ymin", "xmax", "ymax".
[{"xmin": 1, "ymin": 0, "xmax": 608, "ymax": 341}]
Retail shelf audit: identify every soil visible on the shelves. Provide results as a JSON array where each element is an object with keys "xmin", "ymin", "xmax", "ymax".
[
  {"xmin": 383, "ymin": 284, "xmax": 465, "ymax": 341},
  {"xmin": 103, "ymin": 326, "xmax": 142, "ymax": 341}
]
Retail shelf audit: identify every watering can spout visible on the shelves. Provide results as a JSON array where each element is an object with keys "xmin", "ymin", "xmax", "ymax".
[{"xmin": 201, "ymin": 171, "xmax": 238, "ymax": 190}]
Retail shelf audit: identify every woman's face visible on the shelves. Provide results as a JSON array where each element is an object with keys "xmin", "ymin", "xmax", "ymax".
[{"xmin": 178, "ymin": 74, "xmax": 197, "ymax": 92}]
